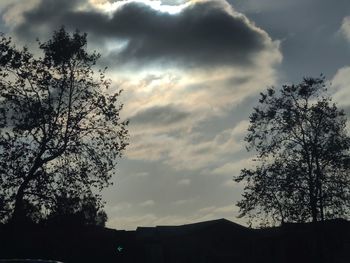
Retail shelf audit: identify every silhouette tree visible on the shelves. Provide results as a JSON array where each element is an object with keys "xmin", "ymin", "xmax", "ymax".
[
  {"xmin": 0, "ymin": 28, "xmax": 128, "ymax": 224},
  {"xmin": 21, "ymin": 199, "xmax": 44, "ymax": 225},
  {"xmin": 45, "ymin": 192, "xmax": 108, "ymax": 227},
  {"xmin": 235, "ymin": 76, "xmax": 350, "ymax": 225},
  {"xmin": 0, "ymin": 195, "xmax": 10, "ymax": 223}
]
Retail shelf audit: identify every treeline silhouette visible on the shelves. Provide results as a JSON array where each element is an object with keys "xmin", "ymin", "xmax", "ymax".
[{"xmin": 1, "ymin": 218, "xmax": 350, "ymax": 263}]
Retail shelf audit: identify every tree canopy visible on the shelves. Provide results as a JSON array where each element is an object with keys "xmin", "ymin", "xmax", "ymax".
[
  {"xmin": 45, "ymin": 192, "xmax": 108, "ymax": 227},
  {"xmin": 0, "ymin": 28, "xmax": 128, "ymax": 224},
  {"xmin": 235, "ymin": 76, "xmax": 350, "ymax": 226}
]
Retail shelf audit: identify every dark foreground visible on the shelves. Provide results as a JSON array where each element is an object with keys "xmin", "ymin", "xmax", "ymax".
[{"xmin": 0, "ymin": 218, "xmax": 349, "ymax": 263}]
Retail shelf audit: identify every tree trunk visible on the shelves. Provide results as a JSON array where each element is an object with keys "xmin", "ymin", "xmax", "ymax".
[
  {"xmin": 319, "ymin": 185, "xmax": 324, "ymax": 221},
  {"xmin": 11, "ymin": 151, "xmax": 44, "ymax": 225},
  {"xmin": 11, "ymin": 181, "xmax": 29, "ymax": 225},
  {"xmin": 11, "ymin": 165, "xmax": 41, "ymax": 225},
  {"xmin": 315, "ymin": 157, "xmax": 324, "ymax": 221},
  {"xmin": 310, "ymin": 188, "xmax": 318, "ymax": 223},
  {"xmin": 311, "ymin": 205, "xmax": 318, "ymax": 222}
]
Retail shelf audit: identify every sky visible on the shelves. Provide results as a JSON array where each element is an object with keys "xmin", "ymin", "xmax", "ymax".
[{"xmin": 1, "ymin": 0, "xmax": 350, "ymax": 230}]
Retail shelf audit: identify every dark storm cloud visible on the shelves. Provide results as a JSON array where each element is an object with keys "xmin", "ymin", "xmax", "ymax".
[
  {"xmin": 13, "ymin": 0, "xmax": 86, "ymax": 39},
  {"xmin": 12, "ymin": 0, "xmax": 275, "ymax": 68},
  {"xmin": 130, "ymin": 105, "xmax": 189, "ymax": 126}
]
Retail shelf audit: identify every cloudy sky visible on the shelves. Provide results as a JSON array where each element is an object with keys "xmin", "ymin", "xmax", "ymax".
[{"xmin": 1, "ymin": 0, "xmax": 350, "ymax": 229}]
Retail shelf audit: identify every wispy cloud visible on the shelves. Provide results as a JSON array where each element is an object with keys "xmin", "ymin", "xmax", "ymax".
[
  {"xmin": 340, "ymin": 16, "xmax": 350, "ymax": 43},
  {"xmin": 331, "ymin": 66, "xmax": 350, "ymax": 107}
]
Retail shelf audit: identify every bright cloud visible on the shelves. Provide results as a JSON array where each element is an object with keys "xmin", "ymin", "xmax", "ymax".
[
  {"xmin": 340, "ymin": 16, "xmax": 350, "ymax": 43},
  {"xmin": 331, "ymin": 66, "xmax": 350, "ymax": 107},
  {"xmin": 212, "ymin": 157, "xmax": 255, "ymax": 177},
  {"xmin": 91, "ymin": 0, "xmax": 190, "ymax": 14}
]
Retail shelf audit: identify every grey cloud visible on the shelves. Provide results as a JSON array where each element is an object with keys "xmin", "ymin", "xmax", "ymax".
[
  {"xmin": 131, "ymin": 105, "xmax": 189, "ymax": 126},
  {"xmin": 12, "ymin": 0, "xmax": 277, "ymax": 68},
  {"xmin": 342, "ymin": 106, "xmax": 350, "ymax": 116},
  {"xmin": 229, "ymin": 0, "xmax": 350, "ymax": 82},
  {"xmin": 226, "ymin": 76, "xmax": 251, "ymax": 86},
  {"xmin": 13, "ymin": 0, "xmax": 86, "ymax": 39}
]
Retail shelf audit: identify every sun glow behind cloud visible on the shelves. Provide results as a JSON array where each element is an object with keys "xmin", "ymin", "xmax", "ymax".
[
  {"xmin": 0, "ymin": 0, "xmax": 349, "ymax": 231},
  {"xmin": 91, "ymin": 0, "xmax": 190, "ymax": 15},
  {"xmin": 0, "ymin": 0, "xmax": 286, "ymax": 230}
]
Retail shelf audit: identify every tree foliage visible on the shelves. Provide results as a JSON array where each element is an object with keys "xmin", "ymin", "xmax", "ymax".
[
  {"xmin": 0, "ymin": 28, "xmax": 128, "ymax": 224},
  {"xmin": 235, "ymin": 76, "xmax": 350, "ymax": 225},
  {"xmin": 45, "ymin": 192, "xmax": 108, "ymax": 227}
]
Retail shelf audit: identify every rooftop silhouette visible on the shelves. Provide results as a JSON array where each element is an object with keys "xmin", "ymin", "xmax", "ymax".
[{"xmin": 1, "ymin": 218, "xmax": 349, "ymax": 263}]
